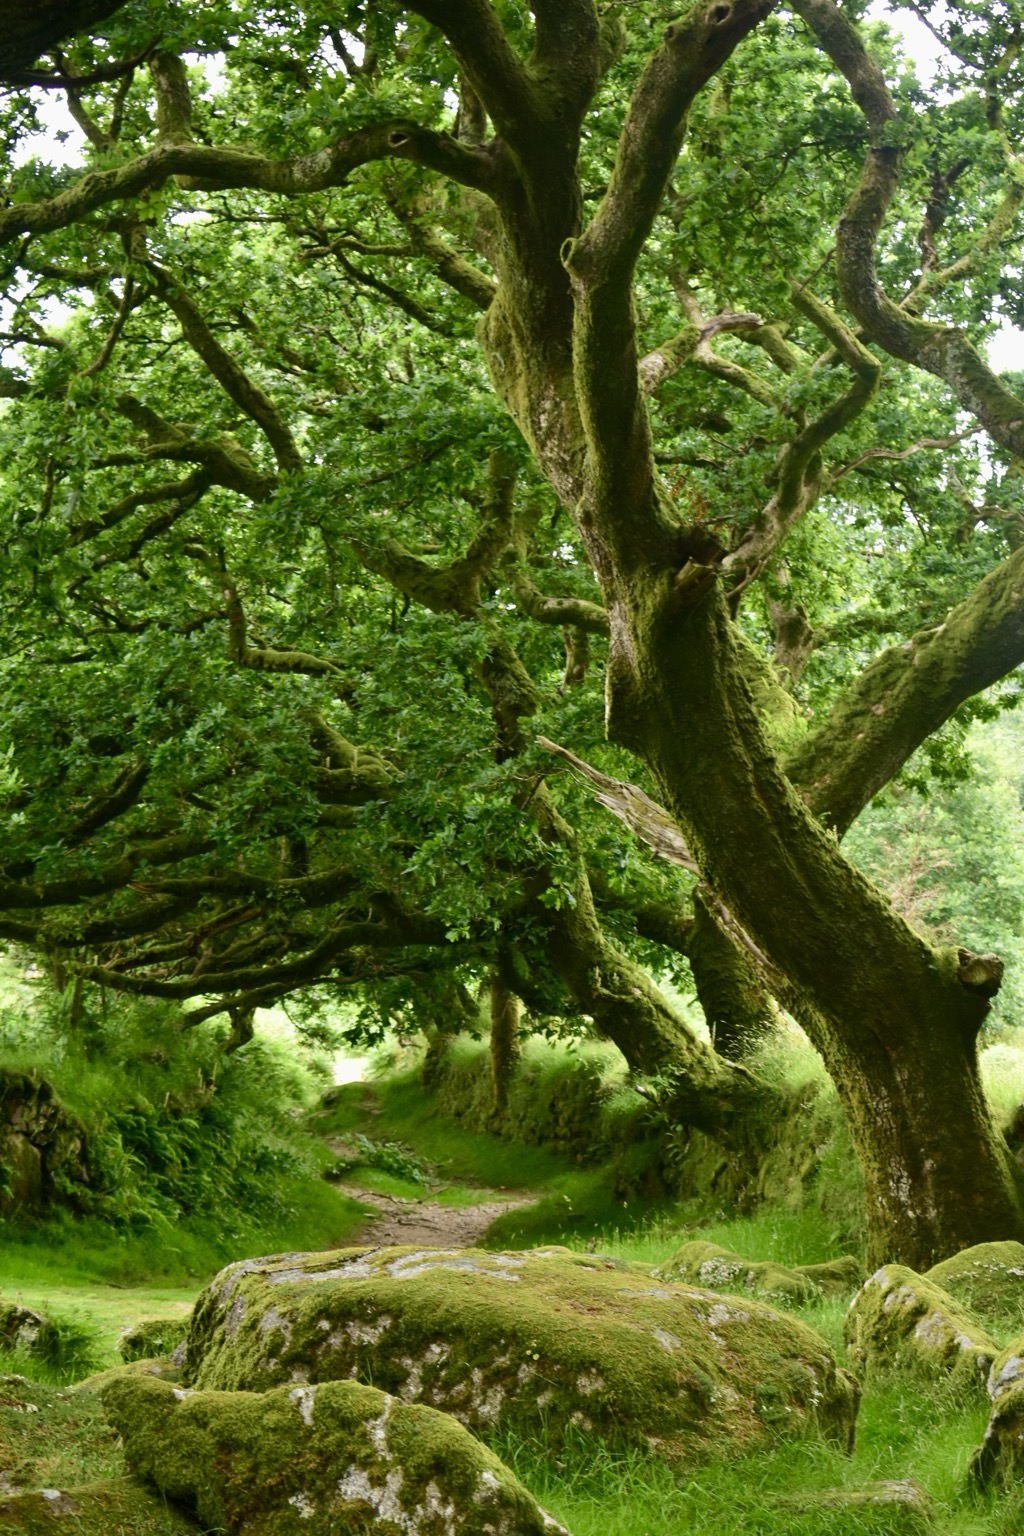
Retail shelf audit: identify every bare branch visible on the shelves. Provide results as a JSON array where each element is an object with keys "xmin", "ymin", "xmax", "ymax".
[{"xmin": 831, "ymin": 426, "xmax": 983, "ymax": 484}]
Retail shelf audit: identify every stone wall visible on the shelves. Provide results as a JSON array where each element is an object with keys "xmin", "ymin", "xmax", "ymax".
[{"xmin": 0, "ymin": 1068, "xmax": 94, "ymax": 1217}]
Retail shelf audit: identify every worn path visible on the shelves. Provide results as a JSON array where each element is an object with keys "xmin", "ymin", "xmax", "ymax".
[{"xmin": 330, "ymin": 1182, "xmax": 534, "ymax": 1248}]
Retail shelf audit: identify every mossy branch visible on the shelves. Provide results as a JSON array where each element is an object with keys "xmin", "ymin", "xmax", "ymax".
[
  {"xmin": 387, "ymin": 193, "xmax": 497, "ymax": 311},
  {"xmin": 114, "ymin": 394, "xmax": 276, "ymax": 502},
  {"xmin": 0, "ymin": 124, "xmax": 497, "ymax": 249},
  {"xmin": 404, "ymin": 0, "xmax": 543, "ymax": 156},
  {"xmin": 146, "ymin": 261, "xmax": 303, "ymax": 475},
  {"xmin": 794, "ymin": 0, "xmax": 1024, "ymax": 459},
  {"xmin": 786, "ymin": 542, "xmax": 1024, "ymax": 833},
  {"xmin": 724, "ymin": 287, "xmax": 880, "ymax": 594}
]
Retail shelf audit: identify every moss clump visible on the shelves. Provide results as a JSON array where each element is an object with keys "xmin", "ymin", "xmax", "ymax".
[
  {"xmin": 844, "ymin": 1264, "xmax": 998, "ymax": 1391},
  {"xmin": 183, "ymin": 1244, "xmax": 858, "ymax": 1464},
  {"xmin": 118, "ymin": 1317, "xmax": 190, "ymax": 1364},
  {"xmin": 654, "ymin": 1240, "xmax": 847, "ymax": 1305},
  {"xmin": 924, "ymin": 1241, "xmax": 1024, "ymax": 1335},
  {"xmin": 102, "ymin": 1372, "xmax": 567, "ymax": 1535},
  {"xmin": 970, "ymin": 1335, "xmax": 1024, "ymax": 1487}
]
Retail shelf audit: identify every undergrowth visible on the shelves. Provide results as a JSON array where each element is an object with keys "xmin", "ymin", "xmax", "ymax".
[{"xmin": 0, "ymin": 983, "xmax": 367, "ymax": 1285}]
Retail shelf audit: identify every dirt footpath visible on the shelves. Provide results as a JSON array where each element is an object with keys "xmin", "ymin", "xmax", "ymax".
[{"xmin": 332, "ymin": 1182, "xmax": 533, "ymax": 1249}]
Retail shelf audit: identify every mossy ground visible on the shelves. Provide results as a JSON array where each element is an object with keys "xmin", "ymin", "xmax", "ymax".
[{"xmin": 8, "ymin": 1037, "xmax": 1024, "ymax": 1535}]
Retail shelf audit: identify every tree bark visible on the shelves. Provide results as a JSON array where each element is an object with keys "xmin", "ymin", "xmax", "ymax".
[
  {"xmin": 0, "ymin": 0, "xmax": 130, "ymax": 77},
  {"xmin": 687, "ymin": 887, "xmax": 776, "ymax": 1060},
  {"xmin": 489, "ymin": 974, "xmax": 521, "ymax": 1112}
]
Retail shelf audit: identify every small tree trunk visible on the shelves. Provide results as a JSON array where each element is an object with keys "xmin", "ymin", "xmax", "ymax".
[
  {"xmin": 489, "ymin": 975, "xmax": 521, "ymax": 1112},
  {"xmin": 687, "ymin": 887, "xmax": 776, "ymax": 1059}
]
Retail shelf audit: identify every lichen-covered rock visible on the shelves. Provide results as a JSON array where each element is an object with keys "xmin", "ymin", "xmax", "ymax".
[
  {"xmin": 968, "ymin": 1338, "xmax": 1024, "ymax": 1487},
  {"xmin": 654, "ymin": 1240, "xmax": 843, "ymax": 1305},
  {"xmin": 924, "ymin": 1242, "xmax": 1024, "ymax": 1334},
  {"xmin": 102, "ymin": 1372, "xmax": 568, "ymax": 1536},
  {"xmin": 0, "ymin": 1302, "xmax": 58, "ymax": 1359},
  {"xmin": 183, "ymin": 1244, "xmax": 858, "ymax": 1462},
  {"xmin": 0, "ymin": 1480, "xmax": 201, "ymax": 1534},
  {"xmin": 844, "ymin": 1265, "xmax": 998, "ymax": 1391},
  {"xmin": 118, "ymin": 1316, "xmax": 190, "ymax": 1364}
]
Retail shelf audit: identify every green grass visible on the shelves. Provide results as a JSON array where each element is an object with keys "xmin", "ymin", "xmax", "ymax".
[
  {"xmin": 316, "ymin": 1070, "xmax": 575, "ymax": 1188},
  {"xmin": 0, "ymin": 1173, "xmax": 369, "ymax": 1290},
  {"xmin": 490, "ymin": 1353, "xmax": 1018, "ymax": 1536},
  {"xmin": 8, "ymin": 1025, "xmax": 1024, "ymax": 1534}
]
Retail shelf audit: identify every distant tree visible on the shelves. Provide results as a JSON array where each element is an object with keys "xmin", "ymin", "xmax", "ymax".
[{"xmin": 3, "ymin": 0, "xmax": 1024, "ymax": 1266}]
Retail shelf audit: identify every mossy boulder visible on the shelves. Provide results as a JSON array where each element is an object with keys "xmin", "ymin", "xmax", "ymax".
[
  {"xmin": 797, "ymin": 1256, "xmax": 866, "ymax": 1295},
  {"xmin": 0, "ymin": 1302, "xmax": 58, "ymax": 1360},
  {"xmin": 772, "ymin": 1479, "xmax": 934, "ymax": 1532},
  {"xmin": 183, "ymin": 1244, "xmax": 858, "ymax": 1463},
  {"xmin": 118, "ymin": 1316, "xmax": 190, "ymax": 1364},
  {"xmin": 74, "ymin": 1356, "xmax": 185, "ymax": 1394},
  {"xmin": 0, "ymin": 1480, "xmax": 200, "ymax": 1535},
  {"xmin": 0, "ymin": 1068, "xmax": 93, "ymax": 1217},
  {"xmin": 924, "ymin": 1241, "xmax": 1024, "ymax": 1334},
  {"xmin": 844, "ymin": 1265, "xmax": 998, "ymax": 1390},
  {"xmin": 969, "ymin": 1338, "xmax": 1024, "ymax": 1487},
  {"xmin": 654, "ymin": 1241, "xmax": 862, "ymax": 1304},
  {"xmin": 102, "ymin": 1372, "xmax": 567, "ymax": 1535}
]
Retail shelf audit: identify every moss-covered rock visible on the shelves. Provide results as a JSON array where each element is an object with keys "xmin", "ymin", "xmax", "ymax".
[
  {"xmin": 844, "ymin": 1265, "xmax": 998, "ymax": 1390},
  {"xmin": 74, "ymin": 1356, "xmax": 185, "ymax": 1394},
  {"xmin": 924, "ymin": 1241, "xmax": 1024, "ymax": 1334},
  {"xmin": 0, "ymin": 1479, "xmax": 200, "ymax": 1535},
  {"xmin": 0, "ymin": 1302, "xmax": 58, "ymax": 1359},
  {"xmin": 797, "ymin": 1256, "xmax": 866, "ymax": 1295},
  {"xmin": 772, "ymin": 1479, "xmax": 934, "ymax": 1532},
  {"xmin": 968, "ymin": 1338, "xmax": 1024, "ymax": 1487},
  {"xmin": 102, "ymin": 1372, "xmax": 567, "ymax": 1535},
  {"xmin": 183, "ymin": 1244, "xmax": 858, "ymax": 1463},
  {"xmin": 118, "ymin": 1316, "xmax": 190, "ymax": 1364},
  {"xmin": 653, "ymin": 1240, "xmax": 861, "ymax": 1304},
  {"xmin": 0, "ymin": 1068, "xmax": 93, "ymax": 1217}
]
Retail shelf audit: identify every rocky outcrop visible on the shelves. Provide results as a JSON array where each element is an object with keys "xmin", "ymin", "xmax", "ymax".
[
  {"xmin": 924, "ymin": 1241, "xmax": 1024, "ymax": 1334},
  {"xmin": 0, "ymin": 1069, "xmax": 92, "ymax": 1217},
  {"xmin": 654, "ymin": 1241, "xmax": 863, "ymax": 1304},
  {"xmin": 844, "ymin": 1265, "xmax": 998, "ymax": 1391},
  {"xmin": 183, "ymin": 1243, "xmax": 859, "ymax": 1463},
  {"xmin": 117, "ymin": 1317, "xmax": 190, "ymax": 1365},
  {"xmin": 969, "ymin": 1339, "xmax": 1024, "ymax": 1488},
  {"xmin": 102, "ymin": 1372, "xmax": 568, "ymax": 1536}
]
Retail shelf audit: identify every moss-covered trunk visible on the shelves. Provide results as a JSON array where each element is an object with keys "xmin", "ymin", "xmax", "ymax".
[
  {"xmin": 452, "ymin": 1, "xmax": 1023, "ymax": 1267},
  {"xmin": 687, "ymin": 888, "xmax": 775, "ymax": 1060},
  {"xmin": 615, "ymin": 580, "xmax": 1023, "ymax": 1268},
  {"xmin": 489, "ymin": 974, "xmax": 521, "ymax": 1112}
]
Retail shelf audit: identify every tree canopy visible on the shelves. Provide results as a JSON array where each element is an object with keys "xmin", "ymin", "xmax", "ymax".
[{"xmin": 4, "ymin": 0, "xmax": 1024, "ymax": 1265}]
